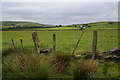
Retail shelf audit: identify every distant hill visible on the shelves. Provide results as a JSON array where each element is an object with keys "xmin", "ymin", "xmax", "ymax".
[
  {"xmin": 0, "ymin": 21, "xmax": 119, "ymax": 30},
  {"xmin": 88, "ymin": 21, "xmax": 119, "ymax": 29},
  {"xmin": 71, "ymin": 21, "xmax": 119, "ymax": 29},
  {"xmin": 0, "ymin": 21, "xmax": 55, "ymax": 30}
]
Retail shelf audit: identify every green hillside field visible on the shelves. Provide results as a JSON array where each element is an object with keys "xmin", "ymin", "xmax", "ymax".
[
  {"xmin": 0, "ymin": 21, "xmax": 54, "ymax": 30},
  {"xmin": 0, "ymin": 21, "xmax": 119, "ymax": 30}
]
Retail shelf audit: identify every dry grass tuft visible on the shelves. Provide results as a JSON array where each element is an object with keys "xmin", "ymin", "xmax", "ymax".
[
  {"xmin": 71, "ymin": 59, "xmax": 98, "ymax": 79},
  {"xmin": 50, "ymin": 51, "xmax": 72, "ymax": 73},
  {"xmin": 3, "ymin": 49, "xmax": 52, "ymax": 78}
]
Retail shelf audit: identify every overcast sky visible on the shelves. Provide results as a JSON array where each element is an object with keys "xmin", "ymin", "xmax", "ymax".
[{"xmin": 2, "ymin": 2, "xmax": 118, "ymax": 25}]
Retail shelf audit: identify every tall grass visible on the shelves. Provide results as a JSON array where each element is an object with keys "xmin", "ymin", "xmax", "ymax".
[
  {"xmin": 71, "ymin": 59, "xmax": 98, "ymax": 80},
  {"xmin": 2, "ymin": 49, "xmax": 52, "ymax": 78},
  {"xmin": 50, "ymin": 51, "xmax": 72, "ymax": 73},
  {"xmin": 2, "ymin": 48, "xmax": 31, "ymax": 58},
  {"xmin": 2, "ymin": 48, "xmax": 118, "ymax": 79}
]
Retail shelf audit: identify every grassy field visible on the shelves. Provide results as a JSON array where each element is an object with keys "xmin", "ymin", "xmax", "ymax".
[
  {"xmin": 1, "ymin": 21, "xmax": 119, "ymax": 79},
  {"xmin": 2, "ymin": 29, "xmax": 119, "ymax": 53},
  {"xmin": 34, "ymin": 27, "xmax": 80, "ymax": 30},
  {"xmin": 2, "ymin": 29, "xmax": 119, "ymax": 79}
]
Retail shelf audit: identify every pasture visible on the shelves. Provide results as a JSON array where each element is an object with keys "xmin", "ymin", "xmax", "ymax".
[
  {"xmin": 2, "ymin": 29, "xmax": 120, "ymax": 79},
  {"xmin": 2, "ymin": 29, "xmax": 119, "ymax": 52}
]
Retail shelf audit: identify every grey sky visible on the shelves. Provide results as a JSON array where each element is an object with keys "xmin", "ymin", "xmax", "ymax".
[{"xmin": 2, "ymin": 2, "xmax": 118, "ymax": 25}]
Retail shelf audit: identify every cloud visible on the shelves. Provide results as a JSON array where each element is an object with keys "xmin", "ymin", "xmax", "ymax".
[
  {"xmin": 2, "ymin": 2, "xmax": 118, "ymax": 25},
  {"xmin": 1, "ymin": 0, "xmax": 119, "ymax": 2}
]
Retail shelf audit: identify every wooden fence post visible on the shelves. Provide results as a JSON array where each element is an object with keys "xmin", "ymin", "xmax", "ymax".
[
  {"xmin": 32, "ymin": 31, "xmax": 40, "ymax": 53},
  {"xmin": 20, "ymin": 39, "xmax": 23, "ymax": 50},
  {"xmin": 53, "ymin": 34, "xmax": 56, "ymax": 53},
  {"xmin": 11, "ymin": 39, "xmax": 16, "ymax": 50},
  {"xmin": 92, "ymin": 31, "xmax": 98, "ymax": 59},
  {"xmin": 72, "ymin": 32, "xmax": 84, "ymax": 56}
]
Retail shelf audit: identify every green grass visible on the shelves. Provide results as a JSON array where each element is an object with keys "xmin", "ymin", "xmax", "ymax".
[
  {"xmin": 2, "ymin": 26, "xmax": 14, "ymax": 28},
  {"xmin": 96, "ymin": 61, "xmax": 119, "ymax": 79},
  {"xmin": 2, "ymin": 29, "xmax": 119, "ymax": 53},
  {"xmin": 34, "ymin": 27, "xmax": 80, "ymax": 30}
]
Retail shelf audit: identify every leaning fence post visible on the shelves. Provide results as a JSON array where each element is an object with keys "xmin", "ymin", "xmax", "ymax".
[
  {"xmin": 72, "ymin": 32, "xmax": 85, "ymax": 56},
  {"xmin": 53, "ymin": 34, "xmax": 56, "ymax": 53},
  {"xmin": 11, "ymin": 39, "xmax": 16, "ymax": 50},
  {"xmin": 92, "ymin": 31, "xmax": 98, "ymax": 59},
  {"xmin": 32, "ymin": 31, "xmax": 40, "ymax": 53},
  {"xmin": 20, "ymin": 39, "xmax": 23, "ymax": 50}
]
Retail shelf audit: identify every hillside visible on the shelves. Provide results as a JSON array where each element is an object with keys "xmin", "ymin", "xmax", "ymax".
[
  {"xmin": 0, "ymin": 21, "xmax": 55, "ymax": 30},
  {"xmin": 88, "ymin": 21, "xmax": 119, "ymax": 29},
  {"xmin": 0, "ymin": 21, "xmax": 119, "ymax": 30},
  {"xmin": 73, "ymin": 21, "xmax": 119, "ymax": 29}
]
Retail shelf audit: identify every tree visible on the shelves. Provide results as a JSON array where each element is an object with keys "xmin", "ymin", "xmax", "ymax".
[
  {"xmin": 59, "ymin": 24, "xmax": 62, "ymax": 27},
  {"xmin": 55, "ymin": 25, "xmax": 58, "ymax": 27},
  {"xmin": 75, "ymin": 25, "xmax": 77, "ymax": 27}
]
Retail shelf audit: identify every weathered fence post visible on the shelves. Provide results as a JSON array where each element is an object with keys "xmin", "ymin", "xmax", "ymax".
[
  {"xmin": 32, "ymin": 31, "xmax": 40, "ymax": 53},
  {"xmin": 72, "ymin": 32, "xmax": 85, "ymax": 56},
  {"xmin": 53, "ymin": 34, "xmax": 56, "ymax": 53},
  {"xmin": 20, "ymin": 39, "xmax": 23, "ymax": 50},
  {"xmin": 11, "ymin": 39, "xmax": 16, "ymax": 50},
  {"xmin": 92, "ymin": 31, "xmax": 98, "ymax": 59}
]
